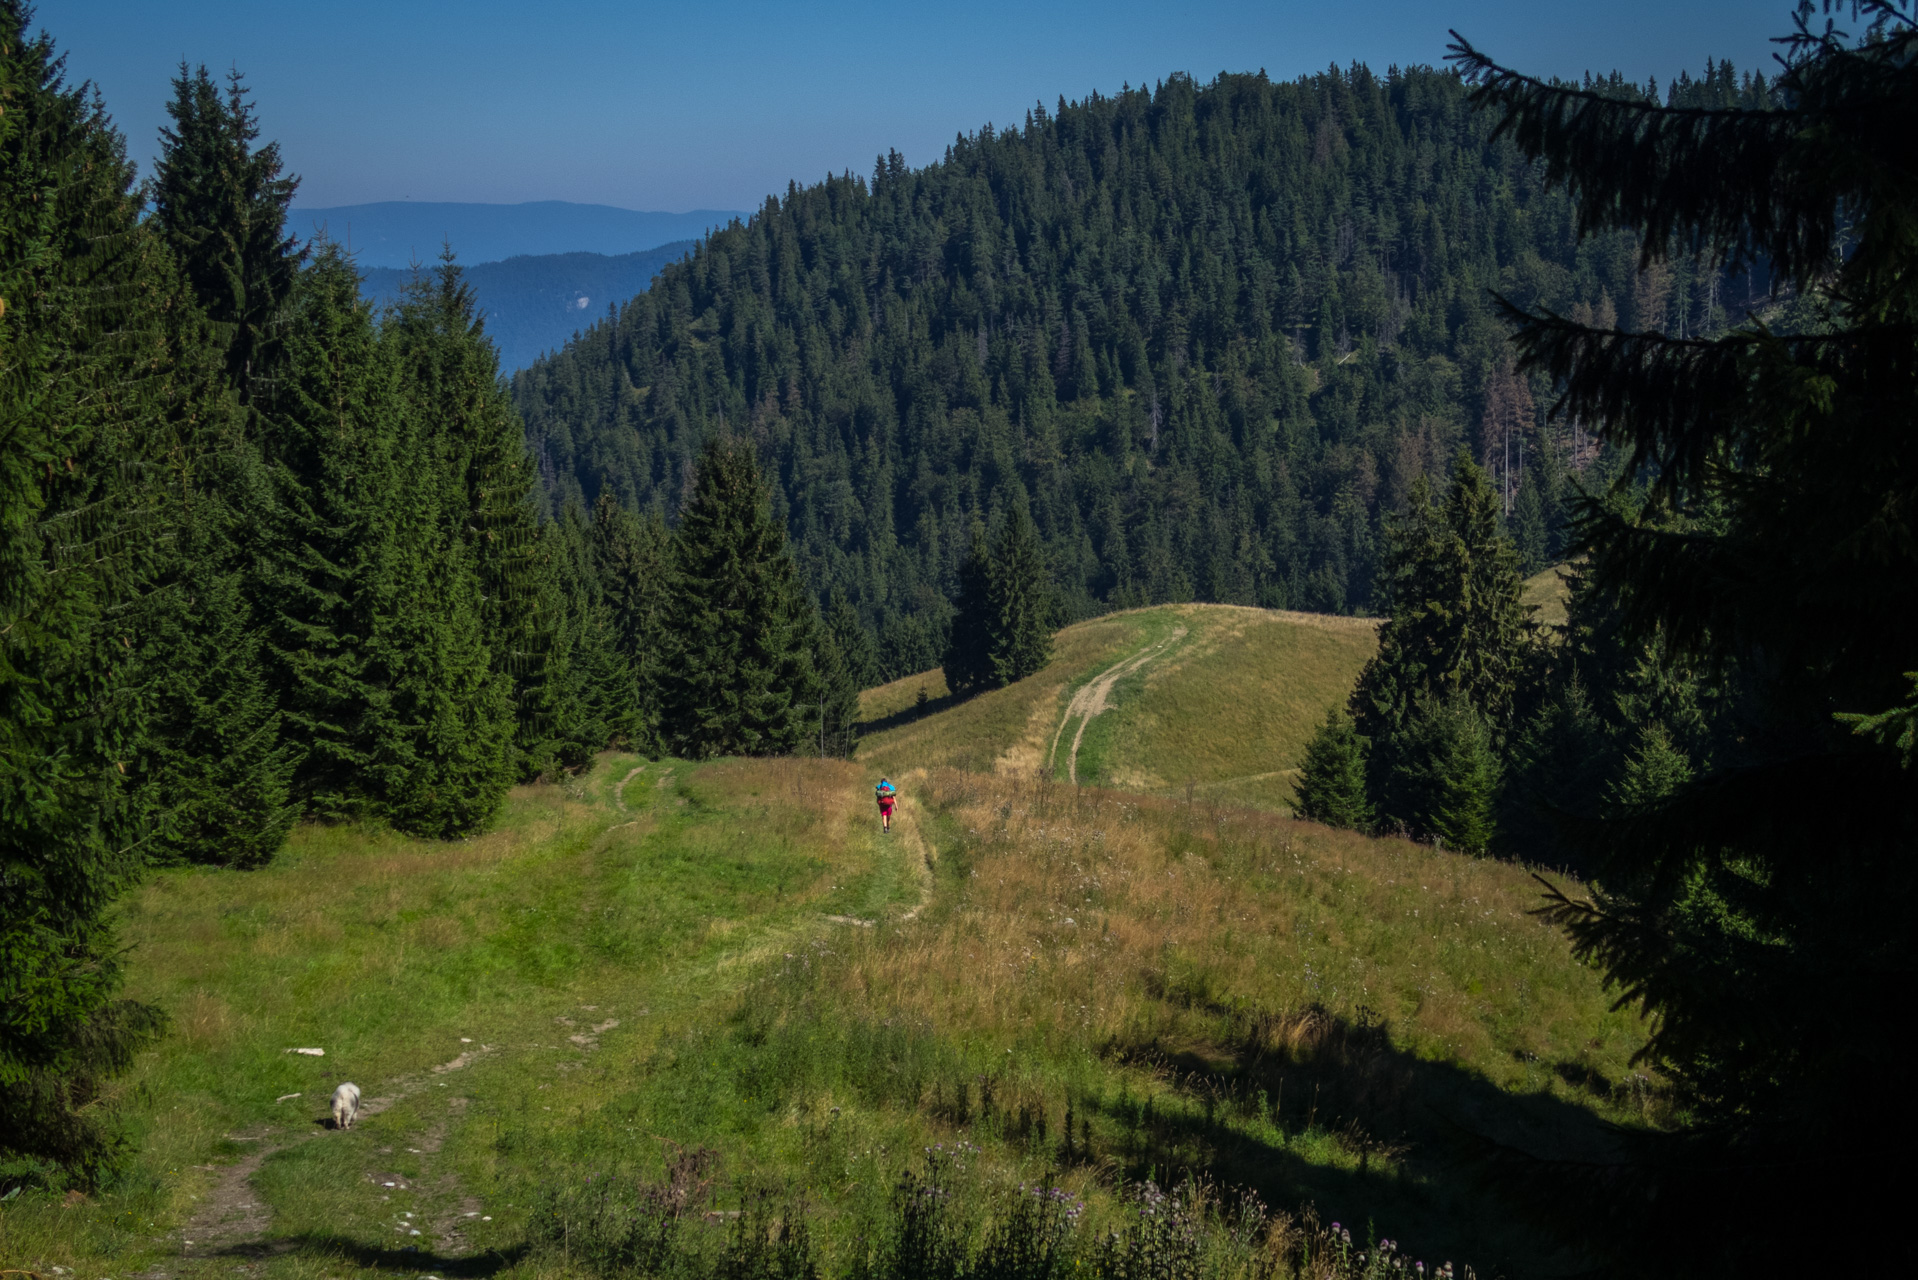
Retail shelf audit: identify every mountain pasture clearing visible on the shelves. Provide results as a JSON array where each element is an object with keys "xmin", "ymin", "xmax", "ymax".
[
  {"xmin": 5, "ymin": 739, "xmax": 1652, "ymax": 1279},
  {"xmin": 860, "ymin": 605, "xmax": 1378, "ymax": 810}
]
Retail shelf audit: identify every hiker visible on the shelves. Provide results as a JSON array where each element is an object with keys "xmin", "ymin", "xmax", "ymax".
[{"xmin": 875, "ymin": 777, "xmax": 897, "ymax": 832}]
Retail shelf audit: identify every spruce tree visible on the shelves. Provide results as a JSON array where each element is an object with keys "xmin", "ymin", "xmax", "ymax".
[
  {"xmin": 1, "ymin": 5, "xmax": 173, "ymax": 1179},
  {"xmin": 1607, "ymin": 721, "xmax": 1692, "ymax": 813},
  {"xmin": 135, "ymin": 484, "xmax": 298, "ymax": 867},
  {"xmin": 1352, "ymin": 452, "xmax": 1529, "ymax": 831},
  {"xmin": 1293, "ymin": 708, "xmax": 1372, "ymax": 829},
  {"xmin": 369, "ymin": 397, "xmax": 515, "ymax": 838},
  {"xmin": 386, "ymin": 255, "xmax": 563, "ymax": 778},
  {"xmin": 149, "ymin": 63, "xmax": 301, "ymax": 399},
  {"xmin": 253, "ymin": 244, "xmax": 400, "ymax": 819},
  {"xmin": 591, "ymin": 491, "xmax": 670, "ymax": 751},
  {"xmin": 1455, "ymin": 11, "xmax": 1918, "ymax": 1271},
  {"xmin": 379, "ymin": 254, "xmax": 539, "ymax": 811},
  {"xmin": 660, "ymin": 439, "xmax": 817, "ymax": 757},
  {"xmin": 987, "ymin": 505, "xmax": 1054, "ymax": 686},
  {"xmin": 1392, "ymin": 693, "xmax": 1501, "ymax": 853},
  {"xmin": 139, "ymin": 64, "xmax": 302, "ymax": 866},
  {"xmin": 942, "ymin": 523, "xmax": 994, "ymax": 696}
]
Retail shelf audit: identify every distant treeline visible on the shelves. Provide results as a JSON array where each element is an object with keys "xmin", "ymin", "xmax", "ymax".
[
  {"xmin": 359, "ymin": 243, "xmax": 697, "ymax": 374},
  {"xmin": 514, "ymin": 59, "xmax": 1773, "ymax": 681}
]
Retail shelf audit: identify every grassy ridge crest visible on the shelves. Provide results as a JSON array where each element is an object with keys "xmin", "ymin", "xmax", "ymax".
[{"xmin": 860, "ymin": 604, "xmax": 1379, "ymax": 811}]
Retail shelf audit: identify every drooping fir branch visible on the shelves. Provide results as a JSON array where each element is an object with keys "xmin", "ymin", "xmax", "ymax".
[
  {"xmin": 1447, "ymin": 33, "xmax": 1811, "ymax": 278},
  {"xmin": 1448, "ymin": 13, "xmax": 1917, "ymax": 286}
]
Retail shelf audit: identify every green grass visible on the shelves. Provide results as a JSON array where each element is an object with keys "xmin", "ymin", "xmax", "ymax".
[
  {"xmin": 0, "ymin": 756, "xmax": 919, "ymax": 1278},
  {"xmin": 6, "ymin": 685, "xmax": 1658, "ymax": 1280},
  {"xmin": 859, "ymin": 605, "xmax": 1378, "ymax": 810}
]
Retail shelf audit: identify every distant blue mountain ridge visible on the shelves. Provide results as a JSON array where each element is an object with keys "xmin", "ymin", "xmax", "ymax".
[
  {"xmin": 358, "ymin": 242, "xmax": 698, "ymax": 374},
  {"xmin": 293, "ymin": 200, "xmax": 741, "ymax": 268}
]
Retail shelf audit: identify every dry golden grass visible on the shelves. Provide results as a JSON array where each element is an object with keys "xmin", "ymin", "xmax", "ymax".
[
  {"xmin": 736, "ymin": 764, "xmax": 1654, "ymax": 1270},
  {"xmin": 828, "ymin": 768, "xmax": 1645, "ymax": 1101}
]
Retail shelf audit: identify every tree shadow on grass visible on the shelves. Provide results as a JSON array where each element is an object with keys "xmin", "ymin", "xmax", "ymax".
[
  {"xmin": 857, "ymin": 691, "xmax": 962, "ymax": 737},
  {"xmin": 226, "ymin": 1235, "xmax": 529, "ymax": 1277},
  {"xmin": 1086, "ymin": 1000, "xmax": 1646, "ymax": 1277}
]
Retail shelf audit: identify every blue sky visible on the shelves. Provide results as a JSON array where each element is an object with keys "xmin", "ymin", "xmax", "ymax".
[{"xmin": 40, "ymin": 0, "xmax": 1792, "ymax": 212}]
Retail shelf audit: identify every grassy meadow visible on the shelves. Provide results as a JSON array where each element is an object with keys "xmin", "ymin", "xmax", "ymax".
[
  {"xmin": 3, "ymin": 599, "xmax": 1657, "ymax": 1280},
  {"xmin": 859, "ymin": 605, "xmax": 1379, "ymax": 811},
  {"xmin": 1519, "ymin": 568, "xmax": 1571, "ymax": 633}
]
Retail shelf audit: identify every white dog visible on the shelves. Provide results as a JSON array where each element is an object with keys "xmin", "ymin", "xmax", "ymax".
[{"xmin": 330, "ymin": 1082, "xmax": 361, "ymax": 1130}]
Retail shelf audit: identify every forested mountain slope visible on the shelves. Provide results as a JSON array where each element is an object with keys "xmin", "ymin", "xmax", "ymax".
[{"xmin": 514, "ymin": 62, "xmax": 1764, "ymax": 678}]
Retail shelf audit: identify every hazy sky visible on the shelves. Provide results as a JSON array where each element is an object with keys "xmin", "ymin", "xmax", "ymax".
[{"xmin": 39, "ymin": 0, "xmax": 1794, "ymax": 212}]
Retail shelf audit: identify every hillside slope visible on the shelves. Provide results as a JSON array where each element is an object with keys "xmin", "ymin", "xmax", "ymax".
[
  {"xmin": 7, "ymin": 750, "xmax": 1653, "ymax": 1279},
  {"xmin": 859, "ymin": 603, "xmax": 1377, "ymax": 809}
]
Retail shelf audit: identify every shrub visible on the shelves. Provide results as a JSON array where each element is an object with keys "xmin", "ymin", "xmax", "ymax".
[{"xmin": 1293, "ymin": 709, "xmax": 1372, "ymax": 830}]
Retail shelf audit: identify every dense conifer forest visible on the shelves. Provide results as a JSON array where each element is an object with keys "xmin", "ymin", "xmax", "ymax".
[{"xmin": 513, "ymin": 58, "xmax": 1771, "ymax": 677}]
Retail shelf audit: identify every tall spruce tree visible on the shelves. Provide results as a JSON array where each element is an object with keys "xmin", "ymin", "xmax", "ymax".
[
  {"xmin": 1, "ymin": 4, "xmax": 175, "ymax": 1180},
  {"xmin": 942, "ymin": 523, "xmax": 994, "ymax": 696},
  {"xmin": 378, "ymin": 255, "xmax": 536, "ymax": 817},
  {"xmin": 253, "ymin": 244, "xmax": 401, "ymax": 819},
  {"xmin": 372, "ymin": 370, "xmax": 515, "ymax": 836},
  {"xmin": 987, "ymin": 505, "xmax": 1054, "ymax": 686},
  {"xmin": 591, "ymin": 491, "xmax": 670, "ymax": 751},
  {"xmin": 148, "ymin": 63, "xmax": 301, "ymax": 399},
  {"xmin": 1455, "ymin": 9, "xmax": 1918, "ymax": 1272},
  {"xmin": 140, "ymin": 62, "xmax": 301, "ymax": 866},
  {"xmin": 386, "ymin": 255, "xmax": 566, "ymax": 779},
  {"xmin": 134, "ymin": 481, "xmax": 299, "ymax": 867},
  {"xmin": 1352, "ymin": 452, "xmax": 1529, "ymax": 834},
  {"xmin": 661, "ymin": 439, "xmax": 820, "ymax": 757}
]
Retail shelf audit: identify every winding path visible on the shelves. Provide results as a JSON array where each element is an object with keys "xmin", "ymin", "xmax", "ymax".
[{"xmin": 1046, "ymin": 627, "xmax": 1187, "ymax": 784}]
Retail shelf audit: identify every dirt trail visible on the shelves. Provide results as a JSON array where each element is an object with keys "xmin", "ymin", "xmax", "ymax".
[
  {"xmin": 170, "ymin": 761, "xmax": 924, "ymax": 1269},
  {"xmin": 615, "ymin": 763, "xmax": 647, "ymax": 810},
  {"xmin": 175, "ymin": 1045, "xmax": 493, "ymax": 1264},
  {"xmin": 890, "ymin": 776, "xmax": 938, "ymax": 921},
  {"xmin": 177, "ymin": 1139, "xmax": 284, "ymax": 1259},
  {"xmin": 1047, "ymin": 627, "xmax": 1187, "ymax": 784},
  {"xmin": 827, "ymin": 773, "xmax": 937, "ymax": 927}
]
